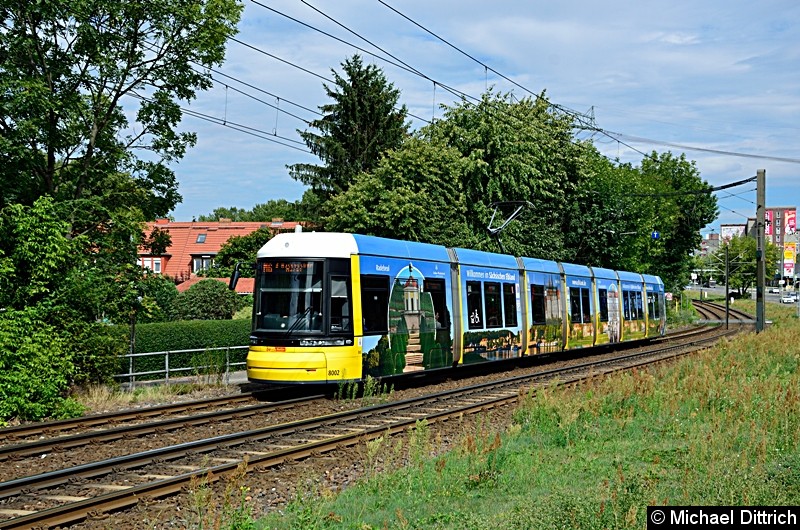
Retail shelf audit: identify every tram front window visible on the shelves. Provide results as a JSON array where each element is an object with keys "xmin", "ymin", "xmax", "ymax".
[{"xmin": 256, "ymin": 260, "xmax": 323, "ymax": 332}]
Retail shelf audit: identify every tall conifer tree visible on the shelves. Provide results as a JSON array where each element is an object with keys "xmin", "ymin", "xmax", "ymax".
[{"xmin": 288, "ymin": 55, "xmax": 409, "ymax": 219}]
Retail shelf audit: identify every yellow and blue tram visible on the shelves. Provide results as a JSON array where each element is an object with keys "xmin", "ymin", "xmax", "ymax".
[{"xmin": 245, "ymin": 232, "xmax": 666, "ymax": 384}]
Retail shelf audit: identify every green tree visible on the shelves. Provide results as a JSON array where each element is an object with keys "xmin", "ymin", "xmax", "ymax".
[
  {"xmin": 137, "ymin": 273, "xmax": 180, "ymax": 323},
  {"xmin": 326, "ymin": 137, "xmax": 475, "ymax": 247},
  {"xmin": 425, "ymin": 90, "xmax": 586, "ymax": 258},
  {"xmin": 0, "ymin": 309, "xmax": 83, "ymax": 421},
  {"xmin": 142, "ymin": 226, "xmax": 173, "ymax": 256},
  {"xmin": 197, "ymin": 199, "xmax": 304, "ymax": 222},
  {"xmin": 0, "ymin": 0, "xmax": 242, "ymax": 217},
  {"xmin": 560, "ymin": 150, "xmax": 654, "ymax": 270},
  {"xmin": 637, "ymin": 152, "xmax": 718, "ymax": 291},
  {"xmin": 212, "ymin": 226, "xmax": 274, "ymax": 277},
  {"xmin": 708, "ymin": 236, "xmax": 780, "ymax": 296},
  {"xmin": 288, "ymin": 55, "xmax": 410, "ymax": 220},
  {"xmin": 171, "ymin": 279, "xmax": 241, "ymax": 320},
  {"xmin": 0, "ymin": 1, "xmax": 242, "ymax": 418}
]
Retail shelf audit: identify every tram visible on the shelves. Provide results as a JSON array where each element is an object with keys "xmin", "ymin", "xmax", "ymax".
[{"xmin": 242, "ymin": 232, "xmax": 666, "ymax": 384}]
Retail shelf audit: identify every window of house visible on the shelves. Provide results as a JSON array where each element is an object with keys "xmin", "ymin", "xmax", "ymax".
[
  {"xmin": 138, "ymin": 257, "xmax": 162, "ymax": 274},
  {"xmin": 193, "ymin": 256, "xmax": 213, "ymax": 272},
  {"xmin": 196, "ymin": 234, "xmax": 206, "ymax": 243}
]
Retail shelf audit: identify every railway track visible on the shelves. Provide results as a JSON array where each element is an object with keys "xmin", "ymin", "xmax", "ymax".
[
  {"xmin": 0, "ymin": 309, "xmax": 728, "ymax": 466},
  {"xmin": 0, "ymin": 301, "xmax": 747, "ymax": 529}
]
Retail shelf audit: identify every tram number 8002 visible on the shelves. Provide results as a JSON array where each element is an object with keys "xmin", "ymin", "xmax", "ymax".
[{"xmin": 327, "ymin": 369, "xmax": 340, "ymax": 377}]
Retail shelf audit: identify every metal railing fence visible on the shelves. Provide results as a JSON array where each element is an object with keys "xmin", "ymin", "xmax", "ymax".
[{"xmin": 115, "ymin": 345, "xmax": 248, "ymax": 387}]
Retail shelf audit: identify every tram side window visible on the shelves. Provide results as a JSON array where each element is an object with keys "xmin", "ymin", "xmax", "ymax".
[
  {"xmin": 467, "ymin": 281, "xmax": 483, "ymax": 329},
  {"xmin": 635, "ymin": 291, "xmax": 644, "ymax": 320},
  {"xmin": 622, "ymin": 291, "xmax": 632, "ymax": 320},
  {"xmin": 647, "ymin": 294, "xmax": 656, "ymax": 319},
  {"xmin": 581, "ymin": 288, "xmax": 591, "ymax": 323},
  {"xmin": 570, "ymin": 287, "xmax": 583, "ymax": 323},
  {"xmin": 530, "ymin": 284, "xmax": 546, "ymax": 325},
  {"xmin": 423, "ymin": 278, "xmax": 448, "ymax": 329},
  {"xmin": 598, "ymin": 289, "xmax": 609, "ymax": 322},
  {"xmin": 329, "ymin": 276, "xmax": 351, "ymax": 333},
  {"xmin": 503, "ymin": 283, "xmax": 518, "ymax": 327},
  {"xmin": 361, "ymin": 275, "xmax": 389, "ymax": 335},
  {"xmin": 484, "ymin": 282, "xmax": 502, "ymax": 328},
  {"xmin": 546, "ymin": 286, "xmax": 561, "ymax": 320}
]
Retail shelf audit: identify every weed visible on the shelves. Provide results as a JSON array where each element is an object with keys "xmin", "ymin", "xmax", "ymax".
[{"xmin": 187, "ymin": 459, "xmax": 255, "ymax": 529}]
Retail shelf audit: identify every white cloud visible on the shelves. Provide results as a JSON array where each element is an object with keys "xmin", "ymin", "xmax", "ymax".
[{"xmin": 166, "ymin": 0, "xmax": 800, "ymax": 225}]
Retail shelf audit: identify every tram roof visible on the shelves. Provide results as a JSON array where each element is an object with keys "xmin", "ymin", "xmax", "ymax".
[
  {"xmin": 520, "ymin": 256, "xmax": 561, "ymax": 274},
  {"xmin": 353, "ymin": 234, "xmax": 450, "ymax": 261},
  {"xmin": 258, "ymin": 232, "xmax": 452, "ymax": 261},
  {"xmin": 452, "ymin": 247, "xmax": 518, "ymax": 269},
  {"xmin": 591, "ymin": 266, "xmax": 619, "ymax": 280},
  {"xmin": 642, "ymin": 273, "xmax": 664, "ymax": 287},
  {"xmin": 560, "ymin": 262, "xmax": 592, "ymax": 277},
  {"xmin": 617, "ymin": 270, "xmax": 645, "ymax": 283}
]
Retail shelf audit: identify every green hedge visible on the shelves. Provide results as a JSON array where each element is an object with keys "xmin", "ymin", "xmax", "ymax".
[
  {"xmin": 119, "ymin": 319, "xmax": 251, "ymax": 381},
  {"xmin": 133, "ymin": 319, "xmax": 250, "ymax": 353}
]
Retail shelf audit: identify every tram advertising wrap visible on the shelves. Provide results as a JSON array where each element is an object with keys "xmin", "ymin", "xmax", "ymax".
[{"xmin": 242, "ymin": 232, "xmax": 666, "ymax": 385}]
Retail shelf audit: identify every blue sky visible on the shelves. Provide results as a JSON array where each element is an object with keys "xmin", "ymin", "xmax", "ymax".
[{"xmin": 168, "ymin": 0, "xmax": 800, "ymax": 233}]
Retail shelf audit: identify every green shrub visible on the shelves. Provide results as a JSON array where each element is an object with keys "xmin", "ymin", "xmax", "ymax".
[
  {"xmin": 134, "ymin": 319, "xmax": 250, "ymax": 352},
  {"xmin": 69, "ymin": 321, "xmax": 128, "ymax": 385},
  {"xmin": 122, "ymin": 319, "xmax": 250, "ymax": 379},
  {"xmin": 0, "ymin": 309, "xmax": 84, "ymax": 422},
  {"xmin": 170, "ymin": 279, "xmax": 240, "ymax": 320}
]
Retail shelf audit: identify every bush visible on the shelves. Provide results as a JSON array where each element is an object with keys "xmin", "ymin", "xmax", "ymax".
[
  {"xmin": 138, "ymin": 273, "xmax": 180, "ymax": 323},
  {"xmin": 69, "ymin": 321, "xmax": 128, "ymax": 385},
  {"xmin": 0, "ymin": 310, "xmax": 84, "ymax": 422},
  {"xmin": 123, "ymin": 319, "xmax": 251, "ymax": 379},
  {"xmin": 134, "ymin": 319, "xmax": 250, "ymax": 353},
  {"xmin": 171, "ymin": 279, "xmax": 240, "ymax": 320}
]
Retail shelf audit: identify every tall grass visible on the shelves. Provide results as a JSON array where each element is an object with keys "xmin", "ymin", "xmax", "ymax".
[{"xmin": 259, "ymin": 308, "xmax": 800, "ymax": 529}]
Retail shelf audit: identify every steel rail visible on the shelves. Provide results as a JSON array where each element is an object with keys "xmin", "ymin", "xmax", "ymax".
[
  {"xmin": 0, "ymin": 394, "xmax": 322, "ymax": 461},
  {"xmin": 0, "ymin": 321, "xmax": 743, "ymax": 529},
  {"xmin": 0, "ymin": 393, "xmax": 259, "ymax": 442}
]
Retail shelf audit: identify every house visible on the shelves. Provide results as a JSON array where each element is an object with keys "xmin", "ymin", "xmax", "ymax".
[
  {"xmin": 175, "ymin": 276, "xmax": 255, "ymax": 296},
  {"xmin": 138, "ymin": 218, "xmax": 307, "ymax": 292}
]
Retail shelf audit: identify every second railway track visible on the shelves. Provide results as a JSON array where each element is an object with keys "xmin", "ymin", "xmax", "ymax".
[{"xmin": 0, "ymin": 301, "xmax": 749, "ymax": 529}]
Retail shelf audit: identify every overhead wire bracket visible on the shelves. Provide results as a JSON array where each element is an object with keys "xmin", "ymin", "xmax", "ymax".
[{"xmin": 487, "ymin": 201, "xmax": 533, "ymax": 254}]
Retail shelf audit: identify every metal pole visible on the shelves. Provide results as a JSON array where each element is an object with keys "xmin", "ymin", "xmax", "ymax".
[
  {"xmin": 755, "ymin": 169, "xmax": 766, "ymax": 332},
  {"xmin": 129, "ymin": 311, "xmax": 136, "ymax": 388},
  {"xmin": 725, "ymin": 245, "xmax": 729, "ymax": 330}
]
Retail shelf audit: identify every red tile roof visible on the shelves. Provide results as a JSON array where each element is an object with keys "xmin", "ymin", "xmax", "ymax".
[
  {"xmin": 176, "ymin": 276, "xmax": 255, "ymax": 295},
  {"xmin": 139, "ymin": 219, "xmax": 305, "ymax": 283}
]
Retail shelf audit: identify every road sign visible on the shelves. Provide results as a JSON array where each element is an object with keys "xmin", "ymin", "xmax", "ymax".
[{"xmin": 651, "ymin": 231, "xmax": 660, "ymax": 240}]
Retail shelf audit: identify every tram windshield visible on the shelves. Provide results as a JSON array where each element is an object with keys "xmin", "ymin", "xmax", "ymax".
[{"xmin": 255, "ymin": 260, "xmax": 324, "ymax": 333}]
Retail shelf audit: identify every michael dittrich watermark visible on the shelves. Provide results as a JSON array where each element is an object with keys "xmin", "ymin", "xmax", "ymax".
[{"xmin": 647, "ymin": 507, "xmax": 799, "ymax": 528}]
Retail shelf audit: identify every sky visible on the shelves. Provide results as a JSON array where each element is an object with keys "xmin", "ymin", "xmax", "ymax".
[{"xmin": 166, "ymin": 0, "xmax": 800, "ymax": 234}]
